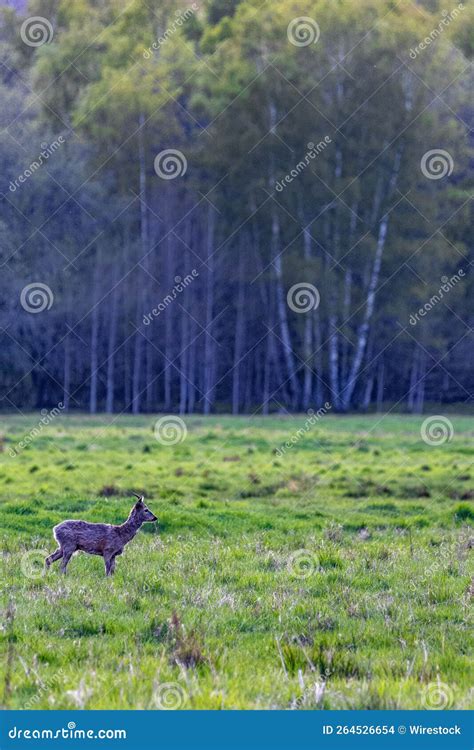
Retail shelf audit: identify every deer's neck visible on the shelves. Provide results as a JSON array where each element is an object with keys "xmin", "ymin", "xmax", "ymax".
[{"xmin": 119, "ymin": 513, "xmax": 143, "ymax": 543}]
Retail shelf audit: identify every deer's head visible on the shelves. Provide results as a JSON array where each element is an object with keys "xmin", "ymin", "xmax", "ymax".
[{"xmin": 132, "ymin": 494, "xmax": 158, "ymax": 523}]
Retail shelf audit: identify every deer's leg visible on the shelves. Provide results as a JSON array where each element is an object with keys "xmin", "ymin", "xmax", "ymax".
[
  {"xmin": 104, "ymin": 555, "xmax": 115, "ymax": 576},
  {"xmin": 109, "ymin": 555, "xmax": 117, "ymax": 575},
  {"xmin": 45, "ymin": 548, "xmax": 63, "ymax": 568},
  {"xmin": 60, "ymin": 547, "xmax": 75, "ymax": 574}
]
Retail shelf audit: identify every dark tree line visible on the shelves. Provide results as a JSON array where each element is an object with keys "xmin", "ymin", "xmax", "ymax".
[{"xmin": 0, "ymin": 0, "xmax": 472, "ymax": 414}]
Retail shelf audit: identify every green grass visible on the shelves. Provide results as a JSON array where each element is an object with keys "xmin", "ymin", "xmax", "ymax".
[{"xmin": 0, "ymin": 413, "xmax": 472, "ymax": 710}]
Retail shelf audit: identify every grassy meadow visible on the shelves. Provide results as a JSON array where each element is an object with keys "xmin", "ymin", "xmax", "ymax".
[{"xmin": 0, "ymin": 412, "xmax": 472, "ymax": 710}]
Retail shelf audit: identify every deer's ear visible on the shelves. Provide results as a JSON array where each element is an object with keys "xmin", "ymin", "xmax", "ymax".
[{"xmin": 133, "ymin": 493, "xmax": 144, "ymax": 507}]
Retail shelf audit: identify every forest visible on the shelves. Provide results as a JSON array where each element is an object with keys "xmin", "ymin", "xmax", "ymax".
[{"xmin": 0, "ymin": 0, "xmax": 472, "ymax": 414}]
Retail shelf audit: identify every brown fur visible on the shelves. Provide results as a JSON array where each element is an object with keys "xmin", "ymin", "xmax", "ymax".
[{"xmin": 45, "ymin": 494, "xmax": 157, "ymax": 576}]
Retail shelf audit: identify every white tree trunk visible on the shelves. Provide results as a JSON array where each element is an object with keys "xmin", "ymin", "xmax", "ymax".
[
  {"xmin": 105, "ymin": 280, "xmax": 118, "ymax": 414},
  {"xmin": 341, "ymin": 148, "xmax": 402, "ymax": 410},
  {"xmin": 132, "ymin": 112, "xmax": 150, "ymax": 414},
  {"xmin": 203, "ymin": 205, "xmax": 216, "ymax": 414}
]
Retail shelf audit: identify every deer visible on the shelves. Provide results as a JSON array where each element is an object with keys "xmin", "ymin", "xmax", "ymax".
[{"xmin": 45, "ymin": 494, "xmax": 157, "ymax": 576}]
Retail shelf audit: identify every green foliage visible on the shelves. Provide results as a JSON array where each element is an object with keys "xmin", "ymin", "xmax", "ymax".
[{"xmin": 0, "ymin": 0, "xmax": 472, "ymax": 412}]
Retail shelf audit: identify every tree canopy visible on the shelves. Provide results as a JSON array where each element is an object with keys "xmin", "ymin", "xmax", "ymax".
[{"xmin": 0, "ymin": 0, "xmax": 472, "ymax": 413}]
